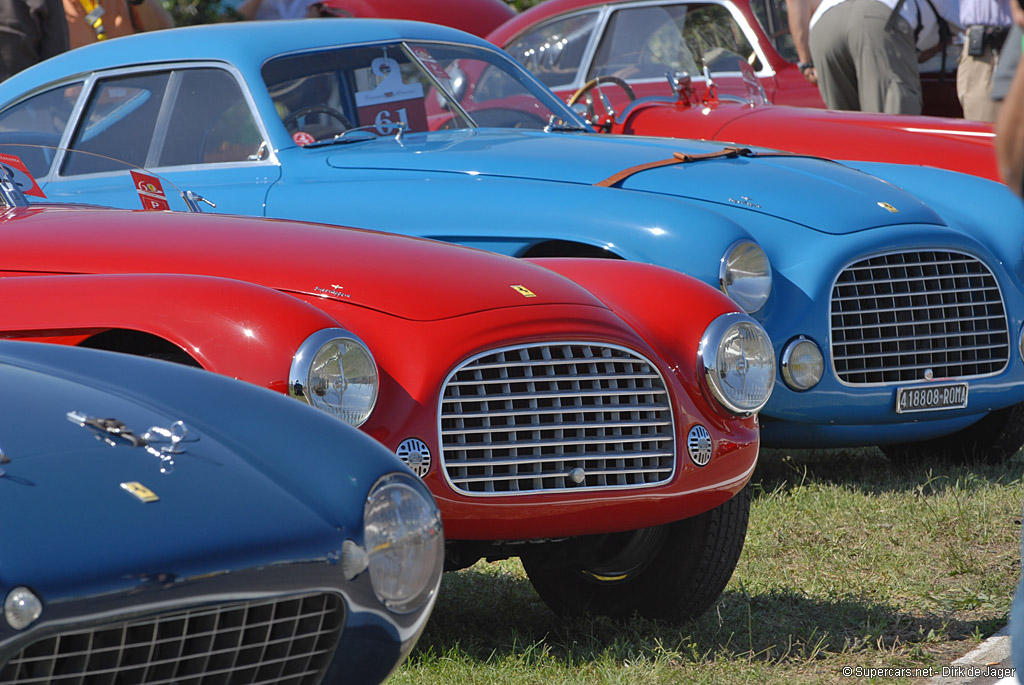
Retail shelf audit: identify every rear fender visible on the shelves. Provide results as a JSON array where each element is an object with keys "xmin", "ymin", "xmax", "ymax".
[{"xmin": 0, "ymin": 273, "xmax": 343, "ymax": 392}]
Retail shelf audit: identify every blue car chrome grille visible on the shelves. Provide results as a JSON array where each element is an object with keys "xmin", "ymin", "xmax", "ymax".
[
  {"xmin": 0, "ymin": 593, "xmax": 343, "ymax": 685},
  {"xmin": 831, "ymin": 250, "xmax": 1010, "ymax": 385},
  {"xmin": 439, "ymin": 343, "xmax": 676, "ymax": 495}
]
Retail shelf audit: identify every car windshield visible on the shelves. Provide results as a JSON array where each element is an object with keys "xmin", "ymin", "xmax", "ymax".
[{"xmin": 261, "ymin": 41, "xmax": 587, "ymax": 144}]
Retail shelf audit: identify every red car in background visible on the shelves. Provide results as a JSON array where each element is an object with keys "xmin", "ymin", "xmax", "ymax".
[
  {"xmin": 0, "ymin": 173, "xmax": 774, "ymax": 623},
  {"xmin": 486, "ymin": 0, "xmax": 997, "ymax": 180},
  {"xmin": 313, "ymin": 0, "xmax": 515, "ymax": 37}
]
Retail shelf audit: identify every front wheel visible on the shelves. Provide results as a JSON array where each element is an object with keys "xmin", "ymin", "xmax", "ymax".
[
  {"xmin": 521, "ymin": 486, "xmax": 751, "ymax": 622},
  {"xmin": 881, "ymin": 402, "xmax": 1024, "ymax": 464}
]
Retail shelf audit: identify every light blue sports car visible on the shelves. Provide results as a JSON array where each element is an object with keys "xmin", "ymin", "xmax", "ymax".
[{"xmin": 0, "ymin": 19, "xmax": 1021, "ymax": 460}]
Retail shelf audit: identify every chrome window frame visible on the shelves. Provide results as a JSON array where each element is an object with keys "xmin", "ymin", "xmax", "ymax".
[{"xmin": 28, "ymin": 61, "xmax": 280, "ymax": 182}]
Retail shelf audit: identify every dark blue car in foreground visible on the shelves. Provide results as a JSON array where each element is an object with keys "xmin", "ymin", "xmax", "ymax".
[{"xmin": 0, "ymin": 341, "xmax": 443, "ymax": 685}]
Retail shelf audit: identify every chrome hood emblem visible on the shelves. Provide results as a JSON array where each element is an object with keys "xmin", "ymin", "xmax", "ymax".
[{"xmin": 67, "ymin": 411, "xmax": 193, "ymax": 474}]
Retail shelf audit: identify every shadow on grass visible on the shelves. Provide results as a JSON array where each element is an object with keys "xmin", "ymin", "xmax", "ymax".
[
  {"xmin": 753, "ymin": 446, "xmax": 1024, "ymax": 499},
  {"xmin": 410, "ymin": 565, "xmax": 1003, "ymax": 668}
]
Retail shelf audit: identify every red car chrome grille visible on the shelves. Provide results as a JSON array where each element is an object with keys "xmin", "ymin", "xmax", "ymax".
[
  {"xmin": 0, "ymin": 593, "xmax": 343, "ymax": 685},
  {"xmin": 831, "ymin": 250, "xmax": 1010, "ymax": 384},
  {"xmin": 439, "ymin": 342, "xmax": 676, "ymax": 495}
]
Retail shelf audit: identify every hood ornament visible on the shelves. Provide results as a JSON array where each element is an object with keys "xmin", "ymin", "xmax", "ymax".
[{"xmin": 66, "ymin": 411, "xmax": 192, "ymax": 474}]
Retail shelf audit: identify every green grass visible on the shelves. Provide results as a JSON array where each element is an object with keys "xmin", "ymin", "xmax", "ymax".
[{"xmin": 390, "ymin": 447, "xmax": 1024, "ymax": 684}]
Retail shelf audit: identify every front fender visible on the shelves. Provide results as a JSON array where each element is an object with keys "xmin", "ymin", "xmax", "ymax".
[{"xmin": 0, "ymin": 273, "xmax": 343, "ymax": 392}]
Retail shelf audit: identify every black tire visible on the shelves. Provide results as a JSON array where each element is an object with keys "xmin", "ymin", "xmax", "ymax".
[
  {"xmin": 521, "ymin": 486, "xmax": 751, "ymax": 622},
  {"xmin": 881, "ymin": 402, "xmax": 1024, "ymax": 464}
]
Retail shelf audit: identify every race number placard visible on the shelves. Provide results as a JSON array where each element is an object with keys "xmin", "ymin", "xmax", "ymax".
[{"xmin": 354, "ymin": 57, "xmax": 427, "ymax": 134}]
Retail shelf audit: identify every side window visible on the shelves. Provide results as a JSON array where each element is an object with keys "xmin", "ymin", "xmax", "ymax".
[
  {"xmin": 0, "ymin": 83, "xmax": 82, "ymax": 179},
  {"xmin": 157, "ymin": 68, "xmax": 263, "ymax": 166},
  {"xmin": 681, "ymin": 4, "xmax": 763, "ymax": 73},
  {"xmin": 589, "ymin": 4, "xmax": 760, "ymax": 81},
  {"xmin": 589, "ymin": 6, "xmax": 702, "ymax": 81},
  {"xmin": 750, "ymin": 0, "xmax": 798, "ymax": 62},
  {"xmin": 62, "ymin": 72, "xmax": 169, "ymax": 176},
  {"xmin": 505, "ymin": 12, "xmax": 599, "ymax": 88}
]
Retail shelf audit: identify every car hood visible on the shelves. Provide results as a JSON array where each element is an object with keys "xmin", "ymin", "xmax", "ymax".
[
  {"xmin": 2, "ymin": 206, "xmax": 605, "ymax": 321},
  {"xmin": 0, "ymin": 357, "xmax": 343, "ymax": 597},
  {"xmin": 322, "ymin": 130, "xmax": 945, "ymax": 233}
]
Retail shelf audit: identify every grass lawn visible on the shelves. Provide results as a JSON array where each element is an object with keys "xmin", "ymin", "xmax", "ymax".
[{"xmin": 391, "ymin": 447, "xmax": 1024, "ymax": 684}]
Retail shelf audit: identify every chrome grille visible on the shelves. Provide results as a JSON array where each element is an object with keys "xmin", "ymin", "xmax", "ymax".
[
  {"xmin": 439, "ymin": 342, "xmax": 675, "ymax": 495},
  {"xmin": 831, "ymin": 250, "xmax": 1010, "ymax": 385},
  {"xmin": 0, "ymin": 593, "xmax": 343, "ymax": 685}
]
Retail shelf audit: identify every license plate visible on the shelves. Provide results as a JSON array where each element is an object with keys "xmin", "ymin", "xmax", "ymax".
[{"xmin": 895, "ymin": 383, "xmax": 968, "ymax": 414}]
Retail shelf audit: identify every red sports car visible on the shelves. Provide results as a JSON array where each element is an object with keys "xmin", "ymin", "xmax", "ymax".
[
  {"xmin": 0, "ymin": 178, "xmax": 774, "ymax": 622},
  {"xmin": 487, "ymin": 0, "xmax": 997, "ymax": 179}
]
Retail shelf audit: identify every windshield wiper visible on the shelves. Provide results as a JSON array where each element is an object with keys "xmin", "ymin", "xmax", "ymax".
[
  {"xmin": 544, "ymin": 115, "xmax": 588, "ymax": 133},
  {"xmin": 306, "ymin": 122, "xmax": 407, "ymax": 148}
]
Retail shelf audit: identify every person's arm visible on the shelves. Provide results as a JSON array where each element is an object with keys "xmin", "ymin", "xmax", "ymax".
[
  {"xmin": 128, "ymin": 0, "xmax": 173, "ymax": 32},
  {"xmin": 995, "ymin": 1, "xmax": 1024, "ymax": 196},
  {"xmin": 785, "ymin": 0, "xmax": 819, "ymax": 83}
]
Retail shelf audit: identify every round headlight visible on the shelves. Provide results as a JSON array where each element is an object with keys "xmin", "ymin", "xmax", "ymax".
[
  {"xmin": 290, "ymin": 329, "xmax": 378, "ymax": 426},
  {"xmin": 5, "ymin": 587, "xmax": 42, "ymax": 630},
  {"xmin": 700, "ymin": 312, "xmax": 776, "ymax": 414},
  {"xmin": 781, "ymin": 336, "xmax": 824, "ymax": 391},
  {"xmin": 1018, "ymin": 323, "xmax": 1024, "ymax": 363},
  {"xmin": 719, "ymin": 240, "xmax": 772, "ymax": 313},
  {"xmin": 364, "ymin": 475, "xmax": 444, "ymax": 613}
]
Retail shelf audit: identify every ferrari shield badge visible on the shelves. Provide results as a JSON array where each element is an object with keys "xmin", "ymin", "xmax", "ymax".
[
  {"xmin": 120, "ymin": 481, "xmax": 159, "ymax": 503},
  {"xmin": 877, "ymin": 201, "xmax": 899, "ymax": 213},
  {"xmin": 511, "ymin": 285, "xmax": 536, "ymax": 298}
]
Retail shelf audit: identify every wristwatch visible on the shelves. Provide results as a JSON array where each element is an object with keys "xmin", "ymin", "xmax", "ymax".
[{"xmin": 797, "ymin": 61, "xmax": 814, "ymax": 71}]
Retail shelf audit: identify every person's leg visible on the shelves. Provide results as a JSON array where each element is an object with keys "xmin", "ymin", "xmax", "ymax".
[
  {"xmin": 848, "ymin": 0, "xmax": 922, "ymax": 113},
  {"xmin": 958, "ymin": 40, "xmax": 1001, "ymax": 121},
  {"xmin": 810, "ymin": 2, "xmax": 860, "ymax": 110}
]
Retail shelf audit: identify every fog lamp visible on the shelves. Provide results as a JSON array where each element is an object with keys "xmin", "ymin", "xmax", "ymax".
[{"xmin": 781, "ymin": 336, "xmax": 824, "ymax": 391}]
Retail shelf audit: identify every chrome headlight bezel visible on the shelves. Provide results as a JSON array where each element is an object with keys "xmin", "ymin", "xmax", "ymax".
[
  {"xmin": 363, "ymin": 473, "xmax": 444, "ymax": 614},
  {"xmin": 289, "ymin": 328, "xmax": 379, "ymax": 427},
  {"xmin": 699, "ymin": 312, "xmax": 776, "ymax": 415},
  {"xmin": 719, "ymin": 240, "xmax": 772, "ymax": 313}
]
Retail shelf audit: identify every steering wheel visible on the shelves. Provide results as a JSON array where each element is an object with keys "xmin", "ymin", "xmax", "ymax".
[
  {"xmin": 566, "ymin": 76, "xmax": 637, "ymax": 132},
  {"xmin": 282, "ymin": 105, "xmax": 353, "ymax": 133}
]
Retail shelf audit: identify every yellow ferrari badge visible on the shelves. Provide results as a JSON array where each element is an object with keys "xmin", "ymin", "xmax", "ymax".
[
  {"xmin": 511, "ymin": 285, "xmax": 536, "ymax": 298},
  {"xmin": 877, "ymin": 201, "xmax": 899, "ymax": 213},
  {"xmin": 120, "ymin": 481, "xmax": 159, "ymax": 503}
]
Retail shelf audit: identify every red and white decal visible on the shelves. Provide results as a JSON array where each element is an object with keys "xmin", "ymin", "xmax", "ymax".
[
  {"xmin": 0, "ymin": 153, "xmax": 45, "ymax": 197},
  {"xmin": 130, "ymin": 170, "xmax": 170, "ymax": 211},
  {"xmin": 292, "ymin": 131, "xmax": 317, "ymax": 146}
]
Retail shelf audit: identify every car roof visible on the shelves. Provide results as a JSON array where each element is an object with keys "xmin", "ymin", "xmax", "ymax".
[{"xmin": 0, "ymin": 18, "xmax": 494, "ymax": 98}]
